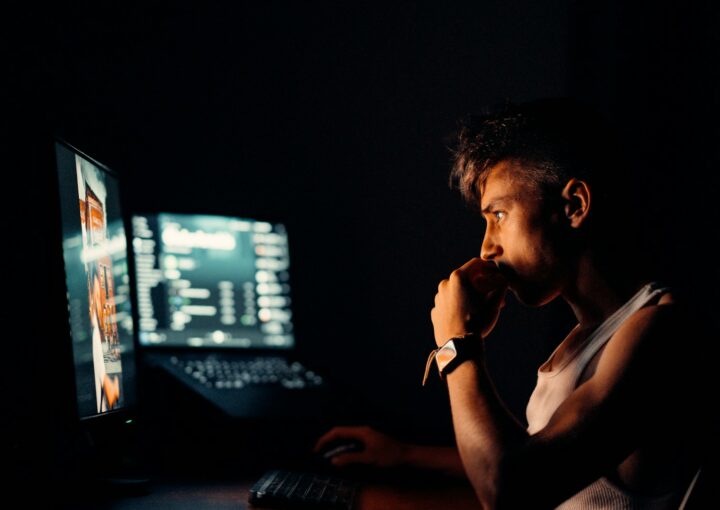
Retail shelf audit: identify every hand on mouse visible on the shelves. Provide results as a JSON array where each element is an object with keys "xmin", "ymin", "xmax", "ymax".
[{"xmin": 313, "ymin": 426, "xmax": 409, "ymax": 468}]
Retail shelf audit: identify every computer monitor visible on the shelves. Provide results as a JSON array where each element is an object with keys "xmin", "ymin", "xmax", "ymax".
[
  {"xmin": 55, "ymin": 139, "xmax": 137, "ymax": 420},
  {"xmin": 131, "ymin": 212, "xmax": 294, "ymax": 350},
  {"xmin": 51, "ymin": 139, "xmax": 150, "ymax": 497}
]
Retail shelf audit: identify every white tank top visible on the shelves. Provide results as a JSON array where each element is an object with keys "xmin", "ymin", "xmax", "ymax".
[{"xmin": 525, "ymin": 282, "xmax": 683, "ymax": 509}]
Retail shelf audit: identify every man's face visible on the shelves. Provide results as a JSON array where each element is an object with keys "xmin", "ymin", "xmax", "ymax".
[{"xmin": 479, "ymin": 160, "xmax": 567, "ymax": 306}]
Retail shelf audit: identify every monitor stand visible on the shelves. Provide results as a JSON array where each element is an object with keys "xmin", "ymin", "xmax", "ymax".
[{"xmin": 70, "ymin": 417, "xmax": 151, "ymax": 498}]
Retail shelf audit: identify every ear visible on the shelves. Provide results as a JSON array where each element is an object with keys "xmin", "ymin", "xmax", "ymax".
[{"xmin": 560, "ymin": 178, "xmax": 591, "ymax": 228}]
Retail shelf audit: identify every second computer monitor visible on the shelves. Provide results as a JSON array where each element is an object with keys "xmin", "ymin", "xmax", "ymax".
[{"xmin": 132, "ymin": 213, "xmax": 294, "ymax": 350}]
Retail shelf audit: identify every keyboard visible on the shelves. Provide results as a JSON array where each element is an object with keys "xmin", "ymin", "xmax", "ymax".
[
  {"xmin": 169, "ymin": 355, "xmax": 324, "ymax": 390},
  {"xmin": 249, "ymin": 469, "xmax": 357, "ymax": 510}
]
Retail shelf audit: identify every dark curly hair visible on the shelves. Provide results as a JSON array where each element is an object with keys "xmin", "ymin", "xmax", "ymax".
[{"xmin": 450, "ymin": 97, "xmax": 621, "ymax": 209}]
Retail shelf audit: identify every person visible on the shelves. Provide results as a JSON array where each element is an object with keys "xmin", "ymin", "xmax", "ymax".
[{"xmin": 315, "ymin": 98, "xmax": 712, "ymax": 508}]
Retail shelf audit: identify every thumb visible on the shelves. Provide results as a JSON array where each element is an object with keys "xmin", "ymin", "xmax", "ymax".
[{"xmin": 469, "ymin": 270, "xmax": 507, "ymax": 294}]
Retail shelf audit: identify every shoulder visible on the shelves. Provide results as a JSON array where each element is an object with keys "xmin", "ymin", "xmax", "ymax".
[
  {"xmin": 612, "ymin": 283, "xmax": 713, "ymax": 355},
  {"xmin": 628, "ymin": 300, "xmax": 676, "ymax": 325},
  {"xmin": 610, "ymin": 289, "xmax": 681, "ymax": 350},
  {"xmin": 601, "ymin": 293, "xmax": 691, "ymax": 369},
  {"xmin": 597, "ymin": 289, "xmax": 705, "ymax": 405},
  {"xmin": 583, "ymin": 291, "xmax": 686, "ymax": 399}
]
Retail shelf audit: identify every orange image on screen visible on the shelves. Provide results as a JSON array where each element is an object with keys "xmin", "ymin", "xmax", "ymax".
[{"xmin": 79, "ymin": 182, "xmax": 123, "ymax": 412}]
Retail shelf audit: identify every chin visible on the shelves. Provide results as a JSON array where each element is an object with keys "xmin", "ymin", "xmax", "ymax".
[{"xmin": 510, "ymin": 283, "xmax": 559, "ymax": 308}]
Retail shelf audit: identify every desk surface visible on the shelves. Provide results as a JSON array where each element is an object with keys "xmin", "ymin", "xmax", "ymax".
[{"xmin": 60, "ymin": 471, "xmax": 479, "ymax": 510}]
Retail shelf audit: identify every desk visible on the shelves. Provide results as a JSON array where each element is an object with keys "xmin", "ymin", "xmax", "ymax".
[
  {"xmin": 62, "ymin": 472, "xmax": 479, "ymax": 510},
  {"xmin": 357, "ymin": 479, "xmax": 479, "ymax": 510},
  {"xmin": 46, "ymin": 398, "xmax": 479, "ymax": 509}
]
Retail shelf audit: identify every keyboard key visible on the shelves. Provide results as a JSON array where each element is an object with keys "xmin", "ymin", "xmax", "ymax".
[{"xmin": 172, "ymin": 356, "xmax": 323, "ymax": 390}]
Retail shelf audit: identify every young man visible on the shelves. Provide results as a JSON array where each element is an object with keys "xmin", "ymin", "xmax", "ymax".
[{"xmin": 316, "ymin": 99, "xmax": 710, "ymax": 508}]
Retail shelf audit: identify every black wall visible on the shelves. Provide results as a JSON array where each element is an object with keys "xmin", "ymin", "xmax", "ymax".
[{"xmin": 3, "ymin": 0, "xmax": 718, "ymax": 477}]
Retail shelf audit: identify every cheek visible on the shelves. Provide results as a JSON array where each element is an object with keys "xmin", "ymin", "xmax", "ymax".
[{"xmin": 509, "ymin": 229, "xmax": 556, "ymax": 275}]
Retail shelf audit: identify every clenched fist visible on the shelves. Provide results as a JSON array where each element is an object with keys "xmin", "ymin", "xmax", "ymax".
[{"xmin": 431, "ymin": 258, "xmax": 507, "ymax": 347}]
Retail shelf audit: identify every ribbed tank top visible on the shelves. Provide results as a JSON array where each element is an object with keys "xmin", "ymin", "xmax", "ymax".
[{"xmin": 525, "ymin": 282, "xmax": 683, "ymax": 509}]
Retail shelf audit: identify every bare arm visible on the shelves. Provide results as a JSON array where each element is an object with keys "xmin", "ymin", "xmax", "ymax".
[
  {"xmin": 444, "ymin": 356, "xmax": 526, "ymax": 506},
  {"xmin": 432, "ymin": 260, "xmax": 689, "ymax": 508},
  {"xmin": 403, "ymin": 444, "xmax": 465, "ymax": 478},
  {"xmin": 445, "ymin": 307, "xmax": 682, "ymax": 508}
]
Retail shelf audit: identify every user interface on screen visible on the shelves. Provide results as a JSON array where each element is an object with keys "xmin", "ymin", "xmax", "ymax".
[
  {"xmin": 131, "ymin": 213, "xmax": 294, "ymax": 349},
  {"xmin": 55, "ymin": 141, "xmax": 136, "ymax": 419}
]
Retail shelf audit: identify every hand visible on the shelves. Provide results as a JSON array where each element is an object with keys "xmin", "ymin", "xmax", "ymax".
[
  {"xmin": 313, "ymin": 426, "xmax": 409, "ymax": 468},
  {"xmin": 431, "ymin": 257, "xmax": 507, "ymax": 346}
]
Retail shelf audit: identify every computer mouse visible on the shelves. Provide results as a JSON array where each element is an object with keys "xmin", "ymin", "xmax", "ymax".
[{"xmin": 318, "ymin": 438, "xmax": 364, "ymax": 461}]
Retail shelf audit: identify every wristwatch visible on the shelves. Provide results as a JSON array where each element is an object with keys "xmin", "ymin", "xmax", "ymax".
[{"xmin": 422, "ymin": 333, "xmax": 482, "ymax": 386}]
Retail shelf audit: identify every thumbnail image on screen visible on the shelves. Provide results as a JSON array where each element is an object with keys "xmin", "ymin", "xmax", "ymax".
[
  {"xmin": 56, "ymin": 141, "xmax": 135, "ymax": 419},
  {"xmin": 132, "ymin": 213, "xmax": 294, "ymax": 349}
]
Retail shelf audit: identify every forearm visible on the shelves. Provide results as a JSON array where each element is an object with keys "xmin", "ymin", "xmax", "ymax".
[
  {"xmin": 403, "ymin": 444, "xmax": 466, "ymax": 478},
  {"xmin": 446, "ymin": 359, "xmax": 528, "ymax": 507}
]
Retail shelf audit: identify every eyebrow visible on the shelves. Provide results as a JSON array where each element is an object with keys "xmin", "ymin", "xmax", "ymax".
[{"xmin": 480, "ymin": 195, "xmax": 515, "ymax": 214}]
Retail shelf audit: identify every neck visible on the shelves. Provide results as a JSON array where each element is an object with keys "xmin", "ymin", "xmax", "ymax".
[{"xmin": 561, "ymin": 251, "xmax": 646, "ymax": 329}]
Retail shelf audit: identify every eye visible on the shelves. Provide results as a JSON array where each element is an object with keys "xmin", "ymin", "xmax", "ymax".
[{"xmin": 493, "ymin": 211, "xmax": 506, "ymax": 222}]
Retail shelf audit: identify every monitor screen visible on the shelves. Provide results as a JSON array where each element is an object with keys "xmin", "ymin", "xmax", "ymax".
[
  {"xmin": 131, "ymin": 213, "xmax": 294, "ymax": 349},
  {"xmin": 55, "ymin": 140, "xmax": 136, "ymax": 420}
]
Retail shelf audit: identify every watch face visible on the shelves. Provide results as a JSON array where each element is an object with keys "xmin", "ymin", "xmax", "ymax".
[{"xmin": 436, "ymin": 340, "xmax": 458, "ymax": 371}]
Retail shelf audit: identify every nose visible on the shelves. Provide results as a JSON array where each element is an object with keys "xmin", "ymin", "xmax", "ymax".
[{"xmin": 480, "ymin": 231, "xmax": 502, "ymax": 261}]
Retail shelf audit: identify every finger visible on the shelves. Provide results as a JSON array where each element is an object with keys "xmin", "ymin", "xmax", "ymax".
[
  {"xmin": 456, "ymin": 257, "xmax": 489, "ymax": 274},
  {"xmin": 456, "ymin": 257, "xmax": 504, "ymax": 278},
  {"xmin": 313, "ymin": 426, "xmax": 363, "ymax": 452},
  {"xmin": 430, "ymin": 307, "xmax": 437, "ymax": 323},
  {"xmin": 314, "ymin": 428, "xmax": 344, "ymax": 451},
  {"xmin": 452, "ymin": 259, "xmax": 506, "ymax": 289},
  {"xmin": 469, "ymin": 268, "xmax": 507, "ymax": 292}
]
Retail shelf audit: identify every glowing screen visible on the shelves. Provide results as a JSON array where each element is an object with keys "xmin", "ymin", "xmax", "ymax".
[
  {"xmin": 56, "ymin": 141, "xmax": 135, "ymax": 418},
  {"xmin": 132, "ymin": 213, "xmax": 294, "ymax": 349}
]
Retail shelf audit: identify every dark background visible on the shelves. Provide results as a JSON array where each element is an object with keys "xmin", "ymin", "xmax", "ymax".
[{"xmin": 2, "ymin": 0, "xmax": 718, "ymax": 488}]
